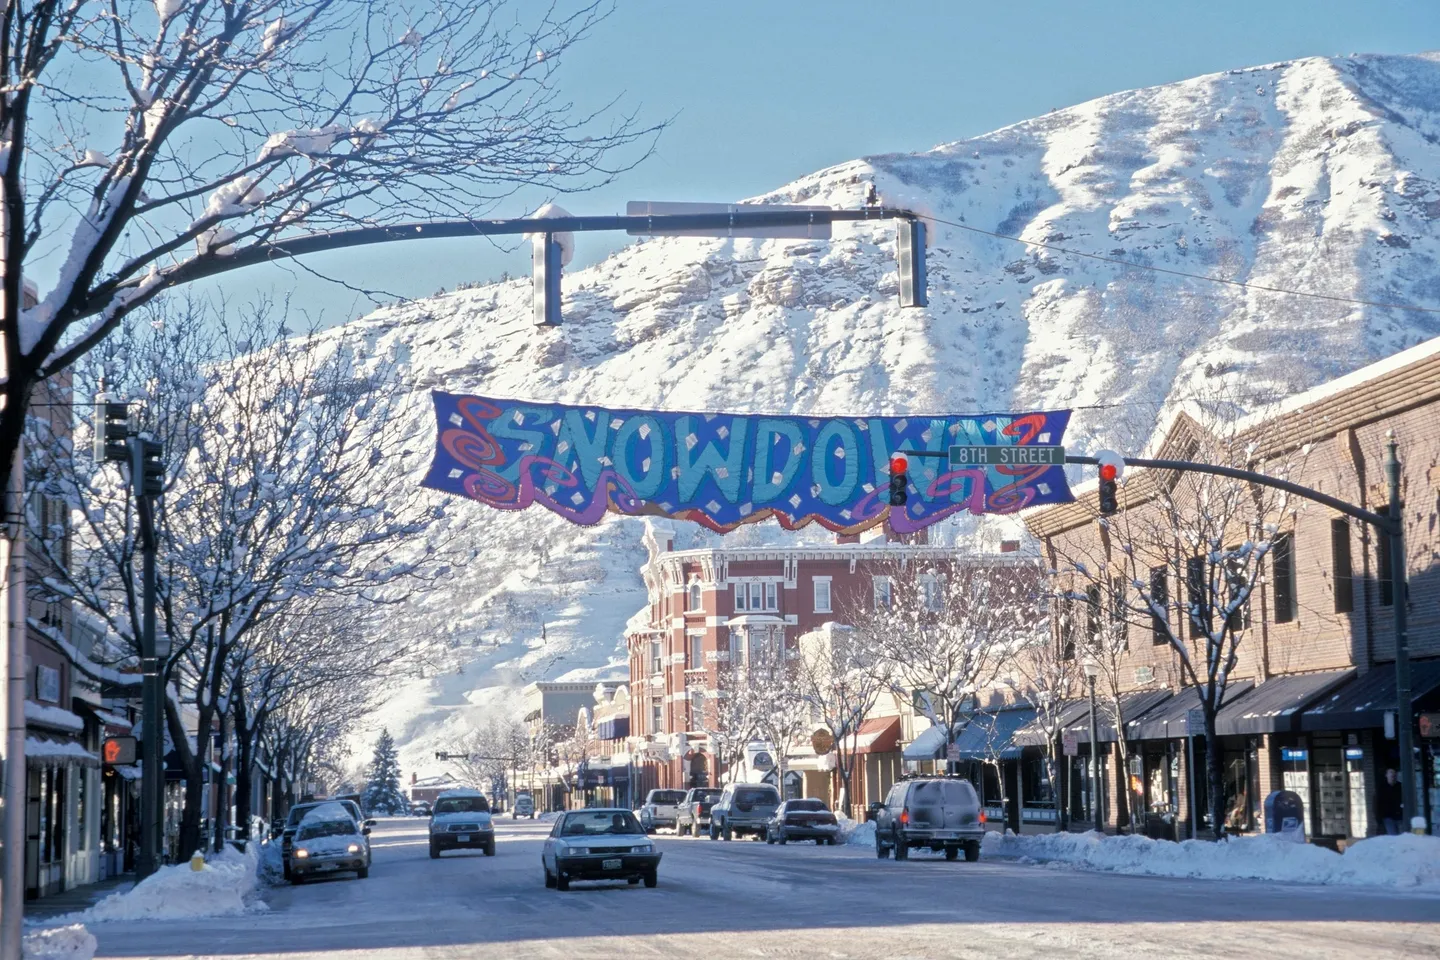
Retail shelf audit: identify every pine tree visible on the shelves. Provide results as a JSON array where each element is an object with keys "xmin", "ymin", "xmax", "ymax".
[{"xmin": 362, "ymin": 729, "xmax": 408, "ymax": 815}]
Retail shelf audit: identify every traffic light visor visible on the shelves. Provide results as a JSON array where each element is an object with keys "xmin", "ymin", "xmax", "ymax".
[{"xmin": 889, "ymin": 455, "xmax": 908, "ymax": 474}]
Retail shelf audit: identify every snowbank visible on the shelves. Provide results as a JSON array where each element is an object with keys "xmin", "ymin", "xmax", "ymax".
[
  {"xmin": 836, "ymin": 817, "xmax": 876, "ymax": 848},
  {"xmin": 23, "ymin": 925, "xmax": 95, "ymax": 960},
  {"xmin": 981, "ymin": 830, "xmax": 1440, "ymax": 891},
  {"xmin": 75, "ymin": 845, "xmax": 267, "ymax": 922}
]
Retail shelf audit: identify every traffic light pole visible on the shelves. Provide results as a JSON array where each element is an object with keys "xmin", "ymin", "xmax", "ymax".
[
  {"xmin": 132, "ymin": 439, "xmax": 164, "ymax": 878},
  {"xmin": 1064, "ymin": 449, "xmax": 1417, "ymax": 829}
]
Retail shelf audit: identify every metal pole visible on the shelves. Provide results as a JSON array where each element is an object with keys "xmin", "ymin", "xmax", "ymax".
[
  {"xmin": 1087, "ymin": 674, "xmax": 1102, "ymax": 831},
  {"xmin": 134, "ymin": 439, "xmax": 162, "ymax": 877},
  {"xmin": 1185, "ymin": 734, "xmax": 1197, "ymax": 840},
  {"xmin": 1, "ymin": 438, "xmax": 27, "ymax": 960},
  {"xmin": 1384, "ymin": 435, "xmax": 1416, "ymax": 828}
]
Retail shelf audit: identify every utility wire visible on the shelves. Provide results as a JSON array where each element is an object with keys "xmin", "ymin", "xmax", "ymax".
[{"xmin": 912, "ymin": 212, "xmax": 1440, "ymax": 317}]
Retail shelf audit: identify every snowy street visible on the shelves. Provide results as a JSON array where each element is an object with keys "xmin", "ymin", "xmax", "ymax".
[{"xmin": 77, "ymin": 818, "xmax": 1439, "ymax": 959}]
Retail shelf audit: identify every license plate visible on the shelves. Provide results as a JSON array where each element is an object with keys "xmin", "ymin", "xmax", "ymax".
[
  {"xmin": 319, "ymin": 863, "xmax": 337, "ymax": 872},
  {"xmin": 602, "ymin": 858, "xmax": 622, "ymax": 871},
  {"xmin": 457, "ymin": 834, "xmax": 470, "ymax": 843}
]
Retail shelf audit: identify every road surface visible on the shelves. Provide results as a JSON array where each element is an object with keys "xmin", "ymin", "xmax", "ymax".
[{"xmin": 80, "ymin": 817, "xmax": 1439, "ymax": 959}]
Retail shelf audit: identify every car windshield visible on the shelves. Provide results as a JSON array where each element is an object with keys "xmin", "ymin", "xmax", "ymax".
[
  {"xmin": 295, "ymin": 819, "xmax": 355, "ymax": 840},
  {"xmin": 786, "ymin": 800, "xmax": 827, "ymax": 812},
  {"xmin": 649, "ymin": 791, "xmax": 685, "ymax": 804},
  {"xmin": 561, "ymin": 811, "xmax": 644, "ymax": 836},
  {"xmin": 434, "ymin": 795, "xmax": 490, "ymax": 815}
]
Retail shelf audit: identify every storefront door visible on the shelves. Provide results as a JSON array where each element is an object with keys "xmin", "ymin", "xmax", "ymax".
[{"xmin": 1314, "ymin": 747, "xmax": 1347, "ymax": 838}]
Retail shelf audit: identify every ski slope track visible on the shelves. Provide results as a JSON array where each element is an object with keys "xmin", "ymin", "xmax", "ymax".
[{"xmin": 316, "ymin": 52, "xmax": 1440, "ymax": 776}]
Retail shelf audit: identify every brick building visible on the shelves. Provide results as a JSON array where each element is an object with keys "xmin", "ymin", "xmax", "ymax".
[{"xmin": 1019, "ymin": 335, "xmax": 1440, "ymax": 844}]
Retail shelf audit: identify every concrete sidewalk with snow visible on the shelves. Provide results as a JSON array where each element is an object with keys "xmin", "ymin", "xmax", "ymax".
[
  {"xmin": 978, "ymin": 830, "xmax": 1440, "ymax": 891},
  {"xmin": 59, "ymin": 846, "xmax": 266, "ymax": 924}
]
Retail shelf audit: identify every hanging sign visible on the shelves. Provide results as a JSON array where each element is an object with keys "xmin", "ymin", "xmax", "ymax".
[{"xmin": 423, "ymin": 393, "xmax": 1073, "ymax": 534}]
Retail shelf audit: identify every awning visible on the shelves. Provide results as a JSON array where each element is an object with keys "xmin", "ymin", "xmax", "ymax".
[
  {"xmin": 1127, "ymin": 681, "xmax": 1255, "ymax": 741},
  {"xmin": 725, "ymin": 615, "xmax": 786, "ymax": 626},
  {"xmin": 596, "ymin": 716, "xmax": 630, "ymax": 741},
  {"xmin": 903, "ymin": 724, "xmax": 947, "ymax": 760},
  {"xmin": 853, "ymin": 716, "xmax": 901, "ymax": 755},
  {"xmin": 1300, "ymin": 658, "xmax": 1440, "ymax": 732},
  {"xmin": 1215, "ymin": 669, "xmax": 1354, "ymax": 735},
  {"xmin": 26, "ymin": 735, "xmax": 100, "ymax": 767},
  {"xmin": 953, "ymin": 707, "xmax": 1037, "ymax": 760},
  {"xmin": 1012, "ymin": 700, "xmax": 1091, "ymax": 747},
  {"xmin": 1062, "ymin": 689, "xmax": 1173, "ymax": 743}
]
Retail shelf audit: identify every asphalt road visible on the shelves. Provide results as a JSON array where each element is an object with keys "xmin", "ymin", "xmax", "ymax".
[{"xmin": 81, "ymin": 817, "xmax": 1440, "ymax": 959}]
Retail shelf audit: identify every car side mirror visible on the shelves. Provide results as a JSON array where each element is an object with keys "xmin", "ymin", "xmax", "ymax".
[
  {"xmin": 364, "ymin": 819, "xmax": 376, "ymax": 827},
  {"xmin": 362, "ymin": 827, "xmax": 372, "ymax": 836}
]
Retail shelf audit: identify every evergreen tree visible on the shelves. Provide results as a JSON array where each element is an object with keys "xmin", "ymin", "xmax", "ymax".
[{"xmin": 361, "ymin": 729, "xmax": 408, "ymax": 815}]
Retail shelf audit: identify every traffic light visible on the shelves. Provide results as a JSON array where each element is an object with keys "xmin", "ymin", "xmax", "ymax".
[
  {"xmin": 95, "ymin": 397, "xmax": 131, "ymax": 463},
  {"xmin": 102, "ymin": 736, "xmax": 137, "ymax": 765},
  {"xmin": 1098, "ymin": 462, "xmax": 1119, "ymax": 516},
  {"xmin": 888, "ymin": 454, "xmax": 909, "ymax": 507},
  {"xmin": 139, "ymin": 438, "xmax": 165, "ymax": 498}
]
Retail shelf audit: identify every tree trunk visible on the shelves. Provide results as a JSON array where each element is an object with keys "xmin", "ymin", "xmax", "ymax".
[
  {"xmin": 166, "ymin": 692, "xmax": 212, "ymax": 861},
  {"xmin": 1045, "ymin": 750, "xmax": 1065, "ymax": 833},
  {"xmin": 1205, "ymin": 715, "xmax": 1226, "ymax": 839},
  {"xmin": 214, "ymin": 710, "xmax": 233, "ymax": 853}
]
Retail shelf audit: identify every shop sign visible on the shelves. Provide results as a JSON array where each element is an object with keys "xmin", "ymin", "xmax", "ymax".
[
  {"xmin": 810, "ymin": 729, "xmax": 835, "ymax": 755},
  {"xmin": 1062, "ymin": 733, "xmax": 1078, "ymax": 757},
  {"xmin": 1419, "ymin": 713, "xmax": 1440, "ymax": 739},
  {"xmin": 1280, "ymin": 748, "xmax": 1308, "ymax": 762},
  {"xmin": 35, "ymin": 664, "xmax": 61, "ymax": 703}
]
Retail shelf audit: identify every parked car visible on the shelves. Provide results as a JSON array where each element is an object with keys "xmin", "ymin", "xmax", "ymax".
[
  {"xmin": 275, "ymin": 799, "xmax": 373, "ymax": 881},
  {"xmin": 287, "ymin": 803, "xmax": 371, "ymax": 882},
  {"xmin": 765, "ymin": 798, "xmax": 840, "ymax": 845},
  {"xmin": 873, "ymin": 776, "xmax": 985, "ymax": 862},
  {"xmin": 638, "ymin": 789, "xmax": 686, "ymax": 833},
  {"xmin": 428, "ymin": 788, "xmax": 495, "ymax": 858},
  {"xmin": 541, "ymin": 808, "xmax": 659, "ymax": 890},
  {"xmin": 512, "ymin": 792, "xmax": 535, "ymax": 819},
  {"xmin": 410, "ymin": 800, "xmax": 432, "ymax": 817},
  {"xmin": 709, "ymin": 783, "xmax": 781, "ymax": 840},
  {"xmin": 675, "ymin": 787, "xmax": 722, "ymax": 837}
]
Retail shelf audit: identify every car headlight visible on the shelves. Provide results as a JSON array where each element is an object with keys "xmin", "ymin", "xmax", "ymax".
[
  {"xmin": 568, "ymin": 846, "xmax": 589, "ymax": 856},
  {"xmin": 347, "ymin": 844, "xmax": 361, "ymax": 854},
  {"xmin": 631, "ymin": 844, "xmax": 653, "ymax": 854},
  {"xmin": 294, "ymin": 849, "xmax": 309, "ymax": 859}
]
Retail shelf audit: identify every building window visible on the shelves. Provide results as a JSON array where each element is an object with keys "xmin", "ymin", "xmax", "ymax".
[
  {"xmin": 1058, "ymin": 595, "xmax": 1075, "ymax": 660},
  {"xmin": 1331, "ymin": 518, "xmax": 1354, "ymax": 614},
  {"xmin": 650, "ymin": 699, "xmax": 663, "ymax": 733},
  {"xmin": 1224, "ymin": 553, "xmax": 1251, "ymax": 632},
  {"xmin": 1272, "ymin": 533, "xmax": 1296, "ymax": 623},
  {"xmin": 1375, "ymin": 507, "xmax": 1394, "ymax": 607},
  {"xmin": 1109, "ymin": 576, "xmax": 1129, "ymax": 652},
  {"xmin": 734, "ymin": 582, "xmax": 746, "ymax": 611},
  {"xmin": 687, "ymin": 630, "xmax": 704, "ymax": 669},
  {"xmin": 689, "ymin": 691, "xmax": 706, "ymax": 730},
  {"xmin": 650, "ymin": 640, "xmax": 663, "ymax": 675},
  {"xmin": 1085, "ymin": 584, "xmax": 1102, "ymax": 641},
  {"xmin": 873, "ymin": 577, "xmax": 893, "ymax": 610},
  {"xmin": 765, "ymin": 581, "xmax": 777, "ymax": 611},
  {"xmin": 813, "ymin": 577, "xmax": 832, "ymax": 613},
  {"xmin": 687, "ymin": 581, "xmax": 702, "ymax": 611},
  {"xmin": 1149, "ymin": 566, "xmax": 1169, "ymax": 644},
  {"xmin": 1185, "ymin": 556, "xmax": 1211, "ymax": 639},
  {"xmin": 729, "ymin": 628, "xmax": 744, "ymax": 667},
  {"xmin": 920, "ymin": 576, "xmax": 943, "ymax": 612}
]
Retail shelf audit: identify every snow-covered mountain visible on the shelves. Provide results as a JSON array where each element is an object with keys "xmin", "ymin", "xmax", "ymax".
[{"xmin": 333, "ymin": 52, "xmax": 1440, "ymax": 778}]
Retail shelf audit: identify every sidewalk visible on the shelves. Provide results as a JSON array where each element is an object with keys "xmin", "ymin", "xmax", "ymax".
[{"xmin": 23, "ymin": 874, "xmax": 135, "ymax": 923}]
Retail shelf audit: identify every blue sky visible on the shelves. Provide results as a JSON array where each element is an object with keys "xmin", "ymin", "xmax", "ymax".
[{"xmin": 208, "ymin": 0, "xmax": 1440, "ymax": 327}]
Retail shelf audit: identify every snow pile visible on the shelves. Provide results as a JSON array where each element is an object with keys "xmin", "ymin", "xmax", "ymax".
[
  {"xmin": 258, "ymin": 840, "xmax": 286, "ymax": 885},
  {"xmin": 22, "ymin": 925, "xmax": 96, "ymax": 960},
  {"xmin": 981, "ymin": 830, "xmax": 1440, "ymax": 890},
  {"xmin": 77, "ymin": 845, "xmax": 266, "ymax": 922},
  {"xmin": 836, "ymin": 817, "xmax": 876, "ymax": 847}
]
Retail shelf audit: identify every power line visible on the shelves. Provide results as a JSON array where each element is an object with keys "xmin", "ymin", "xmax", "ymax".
[{"xmin": 912, "ymin": 212, "xmax": 1440, "ymax": 317}]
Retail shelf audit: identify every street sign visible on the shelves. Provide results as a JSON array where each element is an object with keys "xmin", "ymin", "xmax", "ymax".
[
  {"xmin": 625, "ymin": 201, "xmax": 832, "ymax": 239},
  {"xmin": 810, "ymin": 729, "xmax": 835, "ymax": 755},
  {"xmin": 948, "ymin": 445, "xmax": 1066, "ymax": 467},
  {"xmin": 1062, "ymin": 733, "xmax": 1078, "ymax": 757},
  {"xmin": 946, "ymin": 742, "xmax": 961, "ymax": 762},
  {"xmin": 1186, "ymin": 708, "xmax": 1206, "ymax": 737}
]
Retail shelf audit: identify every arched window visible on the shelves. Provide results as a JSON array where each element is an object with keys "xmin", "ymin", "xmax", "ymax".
[{"xmin": 688, "ymin": 581, "xmax": 702, "ymax": 611}]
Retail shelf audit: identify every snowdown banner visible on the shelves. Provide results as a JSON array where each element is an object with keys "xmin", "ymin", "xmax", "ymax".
[{"xmin": 422, "ymin": 392, "xmax": 1074, "ymax": 534}]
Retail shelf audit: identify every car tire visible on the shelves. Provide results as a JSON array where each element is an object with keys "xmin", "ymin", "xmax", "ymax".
[
  {"xmin": 945, "ymin": 846, "xmax": 959, "ymax": 861},
  {"xmin": 484, "ymin": 840, "xmax": 496, "ymax": 857},
  {"xmin": 722, "ymin": 824, "xmax": 733, "ymax": 841},
  {"xmin": 876, "ymin": 839, "xmax": 891, "ymax": 859},
  {"xmin": 709, "ymin": 823, "xmax": 719, "ymax": 841},
  {"xmin": 894, "ymin": 833, "xmax": 910, "ymax": 861},
  {"xmin": 544, "ymin": 864, "xmax": 556, "ymax": 888},
  {"xmin": 765, "ymin": 827, "xmax": 775, "ymax": 844},
  {"xmin": 644, "ymin": 869, "xmax": 658, "ymax": 888},
  {"xmin": 777, "ymin": 828, "xmax": 787, "ymax": 845},
  {"xmin": 429, "ymin": 841, "xmax": 440, "ymax": 860},
  {"xmin": 357, "ymin": 865, "xmax": 370, "ymax": 878},
  {"xmin": 964, "ymin": 841, "xmax": 981, "ymax": 863},
  {"xmin": 556, "ymin": 874, "xmax": 570, "ymax": 891}
]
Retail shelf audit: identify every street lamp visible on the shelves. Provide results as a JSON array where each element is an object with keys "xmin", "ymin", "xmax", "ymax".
[{"xmin": 1082, "ymin": 657, "xmax": 1103, "ymax": 831}]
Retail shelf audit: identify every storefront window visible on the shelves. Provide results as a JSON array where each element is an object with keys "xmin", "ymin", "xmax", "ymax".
[
  {"xmin": 1222, "ymin": 751, "xmax": 1251, "ymax": 832},
  {"xmin": 77, "ymin": 768, "xmax": 89, "ymax": 850},
  {"xmin": 1345, "ymin": 747, "xmax": 1368, "ymax": 838},
  {"xmin": 1022, "ymin": 757, "xmax": 1054, "ymax": 806},
  {"xmin": 1281, "ymin": 747, "xmax": 1311, "ymax": 838}
]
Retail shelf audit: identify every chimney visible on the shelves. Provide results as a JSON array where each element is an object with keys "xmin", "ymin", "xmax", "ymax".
[
  {"xmin": 411, "ymin": 772, "xmax": 417, "ymax": 785},
  {"xmin": 1000, "ymin": 540, "xmax": 1020, "ymax": 554}
]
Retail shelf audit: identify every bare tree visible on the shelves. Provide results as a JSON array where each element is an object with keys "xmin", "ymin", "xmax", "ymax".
[
  {"xmin": 1007, "ymin": 604, "xmax": 1080, "ymax": 832},
  {"xmin": 744, "ymin": 639, "xmax": 811, "ymax": 803},
  {"xmin": 698, "ymin": 660, "xmax": 757, "ymax": 788},
  {"xmin": 1, "ymin": 0, "xmax": 662, "ymax": 494},
  {"xmin": 794, "ymin": 623, "xmax": 887, "ymax": 813}
]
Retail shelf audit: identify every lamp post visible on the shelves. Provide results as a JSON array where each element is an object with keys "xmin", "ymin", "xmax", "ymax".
[{"xmin": 1082, "ymin": 657, "xmax": 1103, "ymax": 831}]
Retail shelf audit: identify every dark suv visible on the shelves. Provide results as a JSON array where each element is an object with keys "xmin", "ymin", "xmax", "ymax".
[
  {"xmin": 676, "ymin": 788, "xmax": 722, "ymax": 837},
  {"xmin": 709, "ymin": 783, "xmax": 781, "ymax": 840},
  {"xmin": 874, "ymin": 777, "xmax": 985, "ymax": 862}
]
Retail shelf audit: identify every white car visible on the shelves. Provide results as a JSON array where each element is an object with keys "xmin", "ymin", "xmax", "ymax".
[
  {"xmin": 428, "ymin": 788, "xmax": 495, "ymax": 858},
  {"xmin": 288, "ymin": 803, "xmax": 371, "ymax": 882},
  {"xmin": 637, "ymin": 789, "xmax": 685, "ymax": 833},
  {"xmin": 541, "ymin": 808, "xmax": 660, "ymax": 891}
]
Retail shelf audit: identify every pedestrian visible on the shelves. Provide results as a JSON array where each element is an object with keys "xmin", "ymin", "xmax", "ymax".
[{"xmin": 1377, "ymin": 767, "xmax": 1404, "ymax": 835}]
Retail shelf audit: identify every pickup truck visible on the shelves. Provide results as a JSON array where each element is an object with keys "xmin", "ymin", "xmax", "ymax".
[
  {"xmin": 637, "ymin": 789, "xmax": 686, "ymax": 833},
  {"xmin": 675, "ymin": 787, "xmax": 723, "ymax": 837}
]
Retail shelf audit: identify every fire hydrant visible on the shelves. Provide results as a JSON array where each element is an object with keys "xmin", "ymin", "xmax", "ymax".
[{"xmin": 190, "ymin": 851, "xmax": 206, "ymax": 871}]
